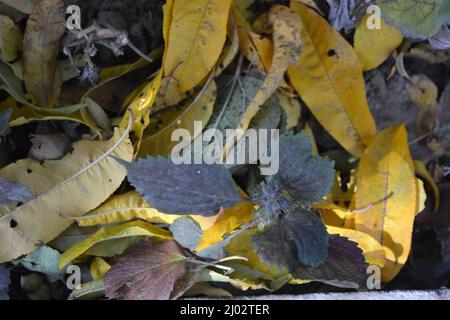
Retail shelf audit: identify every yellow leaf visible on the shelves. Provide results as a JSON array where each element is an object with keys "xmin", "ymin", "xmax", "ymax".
[
  {"xmin": 414, "ymin": 160, "xmax": 439, "ymax": 212},
  {"xmin": 215, "ymin": 19, "xmax": 240, "ymax": 77},
  {"xmin": 0, "ymin": 96, "xmax": 94, "ymax": 129},
  {"xmin": 139, "ymin": 79, "xmax": 216, "ymax": 157},
  {"xmin": 118, "ymin": 0, "xmax": 173, "ymax": 150},
  {"xmin": 223, "ymin": 5, "xmax": 302, "ymax": 159},
  {"xmin": 416, "ymin": 178, "xmax": 427, "ymax": 216},
  {"xmin": 292, "ymin": 0, "xmax": 322, "ymax": 12},
  {"xmin": 288, "ymin": 2, "xmax": 376, "ymax": 157},
  {"xmin": 121, "ymin": 70, "xmax": 163, "ymax": 153},
  {"xmin": 68, "ymin": 191, "xmax": 218, "ymax": 231},
  {"xmin": 276, "ymin": 89, "xmax": 301, "ymax": 130},
  {"xmin": 90, "ymin": 257, "xmax": 111, "ymax": 281},
  {"xmin": 354, "ymin": 125, "xmax": 417, "ymax": 282},
  {"xmin": 58, "ymin": 220, "xmax": 171, "ymax": 269},
  {"xmin": 230, "ymin": 3, "xmax": 273, "ymax": 72},
  {"xmin": 326, "ymin": 226, "xmax": 386, "ymax": 268},
  {"xmin": 162, "ymin": 0, "xmax": 232, "ymax": 96},
  {"xmin": 303, "ymin": 123, "xmax": 318, "ymax": 156},
  {"xmin": 196, "ymin": 201, "xmax": 254, "ymax": 252},
  {"xmin": 0, "ymin": 126, "xmax": 133, "ymax": 263},
  {"xmin": 317, "ymin": 202, "xmax": 354, "ymax": 228},
  {"xmin": 354, "ymin": 15, "xmax": 403, "ymax": 71}
]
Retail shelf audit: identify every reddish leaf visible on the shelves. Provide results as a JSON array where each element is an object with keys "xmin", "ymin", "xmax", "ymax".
[{"xmin": 105, "ymin": 240, "xmax": 187, "ymax": 300}]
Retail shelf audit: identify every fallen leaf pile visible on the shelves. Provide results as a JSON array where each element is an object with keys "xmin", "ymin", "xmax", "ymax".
[{"xmin": 0, "ymin": 0, "xmax": 449, "ymax": 300}]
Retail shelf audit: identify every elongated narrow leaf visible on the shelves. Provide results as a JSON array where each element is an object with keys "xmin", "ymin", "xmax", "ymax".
[
  {"xmin": 0, "ymin": 127, "xmax": 133, "ymax": 263},
  {"xmin": 0, "ymin": 62, "xmax": 85, "ymax": 116},
  {"xmin": 288, "ymin": 2, "xmax": 376, "ymax": 157},
  {"xmin": 230, "ymin": 3, "xmax": 273, "ymax": 72},
  {"xmin": 354, "ymin": 125, "xmax": 417, "ymax": 282},
  {"xmin": 22, "ymin": 0, "xmax": 65, "ymax": 107},
  {"xmin": 58, "ymin": 220, "xmax": 171, "ymax": 269},
  {"xmin": 68, "ymin": 191, "xmax": 218, "ymax": 231},
  {"xmin": 125, "ymin": 157, "xmax": 243, "ymax": 216},
  {"xmin": 223, "ymin": 5, "xmax": 302, "ymax": 159},
  {"xmin": 0, "ymin": 0, "xmax": 35, "ymax": 14}
]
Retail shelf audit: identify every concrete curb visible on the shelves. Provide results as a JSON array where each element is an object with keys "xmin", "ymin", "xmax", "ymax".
[{"xmin": 189, "ymin": 289, "xmax": 450, "ymax": 300}]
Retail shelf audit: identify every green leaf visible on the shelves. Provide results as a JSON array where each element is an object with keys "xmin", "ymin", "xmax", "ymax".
[
  {"xmin": 376, "ymin": 0, "xmax": 450, "ymax": 39},
  {"xmin": 124, "ymin": 157, "xmax": 243, "ymax": 216},
  {"xmin": 0, "ymin": 62, "xmax": 86, "ymax": 116},
  {"xmin": 68, "ymin": 279, "xmax": 105, "ymax": 300},
  {"xmin": 252, "ymin": 209, "xmax": 328, "ymax": 271},
  {"xmin": 20, "ymin": 246, "xmax": 64, "ymax": 282}
]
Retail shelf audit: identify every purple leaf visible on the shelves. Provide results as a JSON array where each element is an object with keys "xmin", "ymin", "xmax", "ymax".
[
  {"xmin": 429, "ymin": 26, "xmax": 450, "ymax": 50},
  {"xmin": 105, "ymin": 240, "xmax": 188, "ymax": 300},
  {"xmin": 124, "ymin": 157, "xmax": 243, "ymax": 216},
  {"xmin": 293, "ymin": 235, "xmax": 368, "ymax": 289},
  {"xmin": 277, "ymin": 133, "xmax": 335, "ymax": 202},
  {"xmin": 0, "ymin": 177, "xmax": 34, "ymax": 205},
  {"xmin": 252, "ymin": 209, "xmax": 328, "ymax": 271},
  {"xmin": 0, "ymin": 266, "xmax": 10, "ymax": 291}
]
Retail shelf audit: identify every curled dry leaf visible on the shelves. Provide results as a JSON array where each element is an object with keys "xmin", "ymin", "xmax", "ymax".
[{"xmin": 223, "ymin": 5, "xmax": 303, "ymax": 159}]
